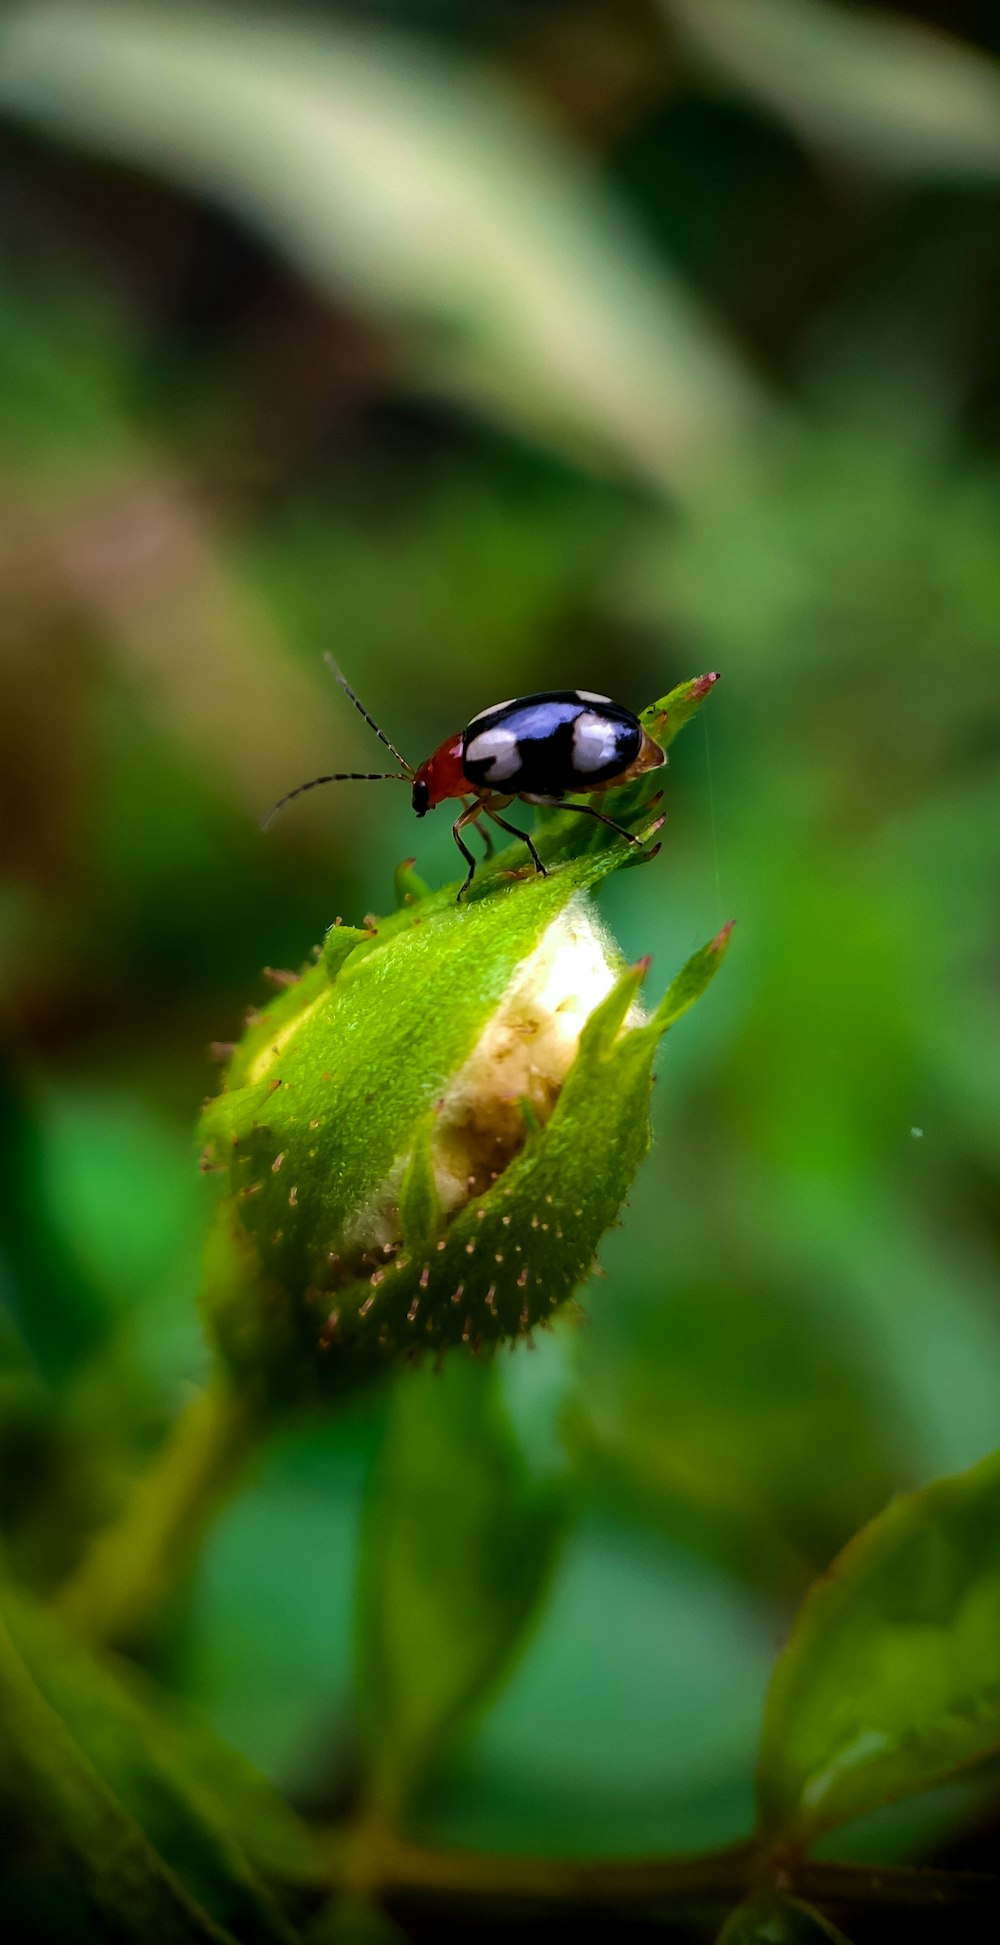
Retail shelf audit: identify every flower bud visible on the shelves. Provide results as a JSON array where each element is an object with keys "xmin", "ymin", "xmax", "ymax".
[{"xmin": 198, "ymin": 678, "xmax": 729, "ymax": 1404}]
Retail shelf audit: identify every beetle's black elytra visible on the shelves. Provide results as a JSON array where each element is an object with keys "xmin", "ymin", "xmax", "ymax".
[{"xmin": 263, "ymin": 666, "xmax": 666, "ymax": 898}]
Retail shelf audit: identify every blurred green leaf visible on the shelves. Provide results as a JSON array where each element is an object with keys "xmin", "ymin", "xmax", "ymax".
[
  {"xmin": 247, "ymin": 482, "xmax": 635, "ymax": 716},
  {"xmin": 758, "ymin": 1446, "xmax": 1000, "ymax": 1843},
  {"xmin": 573, "ymin": 1279, "xmax": 902, "ymax": 1594},
  {"xmin": 3, "ymin": 1587, "xmax": 311, "ymax": 1939},
  {"xmin": 718, "ymin": 1893, "xmax": 853, "ymax": 1943},
  {"xmin": 0, "ymin": 1061, "xmax": 112, "ymax": 1381},
  {"xmin": 812, "ymin": 1770, "xmax": 996, "ymax": 1867},
  {"xmin": 0, "ymin": 1, "xmax": 764, "ymax": 495},
  {"xmin": 668, "ymin": 0, "xmax": 1000, "ymax": 180},
  {"xmin": 36, "ymin": 1083, "xmax": 208, "ymax": 1391},
  {"xmin": 140, "ymin": 1691, "xmax": 325, "ymax": 1893},
  {"xmin": 0, "ymin": 283, "xmax": 133, "ymax": 473},
  {"xmin": 0, "ymin": 1593, "xmax": 238, "ymax": 1944},
  {"xmin": 56, "ymin": 1378, "xmax": 255, "ymax": 1656},
  {"xmin": 356, "ymin": 1356, "xmax": 564, "ymax": 1816},
  {"xmin": 0, "ymin": 286, "xmax": 365, "ymax": 835},
  {"xmin": 765, "ymin": 1175, "xmax": 1000, "ymax": 1486},
  {"xmin": 182, "ymin": 1410, "xmax": 373, "ymax": 1800},
  {"xmin": 308, "ymin": 1896, "xmax": 405, "ymax": 1945},
  {"xmin": 418, "ymin": 1514, "xmax": 774, "ymax": 1857}
]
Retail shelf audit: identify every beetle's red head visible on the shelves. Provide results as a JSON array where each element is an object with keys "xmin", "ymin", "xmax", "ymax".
[{"xmin": 412, "ymin": 735, "xmax": 466, "ymax": 814}]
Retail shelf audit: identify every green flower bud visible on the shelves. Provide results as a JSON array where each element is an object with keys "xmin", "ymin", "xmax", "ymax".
[{"xmin": 198, "ymin": 678, "xmax": 729, "ymax": 1404}]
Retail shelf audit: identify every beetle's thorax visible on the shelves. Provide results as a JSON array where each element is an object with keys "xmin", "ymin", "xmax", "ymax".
[{"xmin": 413, "ymin": 734, "xmax": 466, "ymax": 812}]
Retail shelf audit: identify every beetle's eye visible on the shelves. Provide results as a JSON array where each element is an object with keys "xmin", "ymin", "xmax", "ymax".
[{"xmin": 412, "ymin": 779, "xmax": 430, "ymax": 816}]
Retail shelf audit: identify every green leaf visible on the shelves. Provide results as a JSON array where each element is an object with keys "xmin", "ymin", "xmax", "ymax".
[
  {"xmin": 0, "ymin": 2, "xmax": 763, "ymax": 495},
  {"xmin": 310, "ymin": 1896, "xmax": 406, "ymax": 1945},
  {"xmin": 182, "ymin": 1412, "xmax": 372, "ymax": 1805},
  {"xmin": 573, "ymin": 1278, "xmax": 901, "ymax": 1595},
  {"xmin": 0, "ymin": 1594, "xmax": 238, "ymax": 1944},
  {"xmin": 718, "ymin": 1894, "xmax": 854, "ymax": 1944},
  {"xmin": 668, "ymin": 0, "xmax": 1000, "ymax": 181},
  {"xmin": 419, "ymin": 1511, "xmax": 773, "ymax": 1857},
  {"xmin": 0, "ymin": 1060, "xmax": 112, "ymax": 1381},
  {"xmin": 757, "ymin": 1446, "xmax": 1000, "ymax": 1843},
  {"xmin": 356, "ymin": 1356, "xmax": 564, "ymax": 1816},
  {"xmin": 1, "ymin": 1586, "xmax": 315, "ymax": 1938}
]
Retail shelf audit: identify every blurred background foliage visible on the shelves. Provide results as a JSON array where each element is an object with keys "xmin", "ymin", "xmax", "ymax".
[{"xmin": 1, "ymin": 0, "xmax": 1000, "ymax": 1934}]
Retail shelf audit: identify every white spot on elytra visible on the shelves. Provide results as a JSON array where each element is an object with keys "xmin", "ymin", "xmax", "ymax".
[
  {"xmin": 572, "ymin": 711, "xmax": 621, "ymax": 773},
  {"xmin": 465, "ymin": 725, "xmax": 521, "ymax": 783}
]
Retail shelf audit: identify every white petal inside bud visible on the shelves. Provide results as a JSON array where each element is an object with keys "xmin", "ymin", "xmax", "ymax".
[
  {"xmin": 432, "ymin": 900, "xmax": 630, "ymax": 1211},
  {"xmin": 347, "ymin": 898, "xmax": 639, "ymax": 1253}
]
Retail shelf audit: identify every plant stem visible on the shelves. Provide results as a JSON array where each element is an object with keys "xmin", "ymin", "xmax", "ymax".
[
  {"xmin": 326, "ymin": 1823, "xmax": 1000, "ymax": 1923},
  {"xmin": 58, "ymin": 1373, "xmax": 258, "ymax": 1652},
  {"xmin": 795, "ymin": 1857, "xmax": 1000, "ymax": 1912},
  {"xmin": 375, "ymin": 1832, "xmax": 754, "ymax": 1906},
  {"xmin": 333, "ymin": 1820, "xmax": 754, "ymax": 1920}
]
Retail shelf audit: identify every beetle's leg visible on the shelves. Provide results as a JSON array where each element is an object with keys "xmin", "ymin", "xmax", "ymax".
[
  {"xmin": 452, "ymin": 803, "xmax": 483, "ymax": 900},
  {"xmin": 485, "ymin": 807, "xmax": 547, "ymax": 878},
  {"xmin": 460, "ymin": 796, "xmax": 495, "ymax": 857},
  {"xmin": 551, "ymin": 801, "xmax": 644, "ymax": 846}
]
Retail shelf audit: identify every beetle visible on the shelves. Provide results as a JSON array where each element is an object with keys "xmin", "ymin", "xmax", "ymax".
[{"xmin": 263, "ymin": 657, "xmax": 667, "ymax": 897}]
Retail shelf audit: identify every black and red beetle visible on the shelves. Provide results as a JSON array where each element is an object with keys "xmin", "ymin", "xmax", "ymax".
[{"xmin": 264, "ymin": 657, "xmax": 667, "ymax": 897}]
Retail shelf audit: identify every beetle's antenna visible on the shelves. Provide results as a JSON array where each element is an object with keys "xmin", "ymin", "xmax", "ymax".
[
  {"xmin": 261, "ymin": 771, "xmax": 409, "ymax": 831},
  {"xmin": 324, "ymin": 655, "xmax": 412, "ymax": 773}
]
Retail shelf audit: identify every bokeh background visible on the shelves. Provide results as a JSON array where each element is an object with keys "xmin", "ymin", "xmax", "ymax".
[{"xmin": 2, "ymin": 0, "xmax": 1000, "ymax": 1907}]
